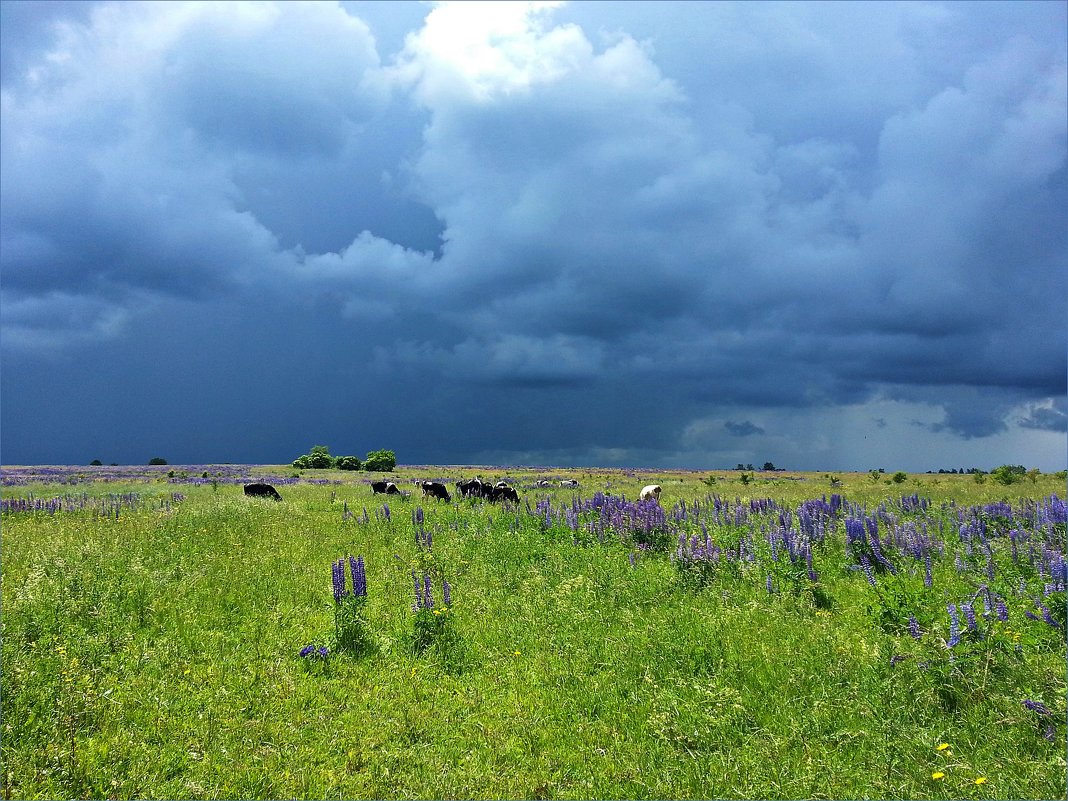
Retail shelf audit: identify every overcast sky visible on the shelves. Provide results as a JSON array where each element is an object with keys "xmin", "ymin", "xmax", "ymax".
[{"xmin": 1, "ymin": 0, "xmax": 1065, "ymax": 472}]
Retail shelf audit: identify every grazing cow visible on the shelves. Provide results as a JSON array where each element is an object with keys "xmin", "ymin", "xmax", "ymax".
[
  {"xmin": 371, "ymin": 480, "xmax": 400, "ymax": 495},
  {"xmin": 639, "ymin": 484, "xmax": 662, "ymax": 502},
  {"xmin": 490, "ymin": 484, "xmax": 520, "ymax": 504},
  {"xmin": 560, "ymin": 479, "xmax": 580, "ymax": 488},
  {"xmin": 535, "ymin": 479, "xmax": 551, "ymax": 488},
  {"xmin": 421, "ymin": 481, "xmax": 451, "ymax": 502},
  {"xmin": 244, "ymin": 482, "xmax": 282, "ymax": 501},
  {"xmin": 456, "ymin": 478, "xmax": 485, "ymax": 498}
]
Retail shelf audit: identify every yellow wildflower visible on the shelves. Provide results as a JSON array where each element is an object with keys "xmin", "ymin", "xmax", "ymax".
[
  {"xmin": 936, "ymin": 743, "xmax": 950, "ymax": 751},
  {"xmin": 975, "ymin": 777, "xmax": 987, "ymax": 785},
  {"xmin": 931, "ymin": 772, "xmax": 945, "ymax": 780}
]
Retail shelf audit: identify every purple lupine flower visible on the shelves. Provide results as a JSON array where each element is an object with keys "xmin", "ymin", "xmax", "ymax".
[
  {"xmin": 908, "ymin": 615, "xmax": 923, "ymax": 640},
  {"xmin": 317, "ymin": 646, "xmax": 329, "ymax": 658},
  {"xmin": 423, "ymin": 572, "xmax": 434, "ymax": 609},
  {"xmin": 332, "ymin": 559, "xmax": 346, "ymax": 602},
  {"xmin": 629, "ymin": 551, "xmax": 637, "ymax": 568},
  {"xmin": 299, "ymin": 644, "xmax": 315, "ymax": 657},
  {"xmin": 859, "ymin": 554, "xmax": 877, "ymax": 587},
  {"xmin": 947, "ymin": 604, "xmax": 961, "ymax": 648},
  {"xmin": 413, "ymin": 506, "xmax": 424, "ymax": 527},
  {"xmin": 766, "ymin": 574, "xmax": 774, "ymax": 595},
  {"xmin": 1023, "ymin": 699, "xmax": 1052, "ymax": 716},
  {"xmin": 995, "ymin": 597, "xmax": 1009, "ymax": 622},
  {"xmin": 412, "ymin": 570, "xmax": 422, "ymax": 611},
  {"xmin": 962, "ymin": 603, "xmax": 978, "ymax": 633},
  {"xmin": 442, "ymin": 577, "xmax": 451, "ymax": 606},
  {"xmin": 890, "ymin": 654, "xmax": 909, "ymax": 667},
  {"xmin": 924, "ymin": 553, "xmax": 933, "ymax": 588},
  {"xmin": 350, "ymin": 555, "xmax": 367, "ymax": 597}
]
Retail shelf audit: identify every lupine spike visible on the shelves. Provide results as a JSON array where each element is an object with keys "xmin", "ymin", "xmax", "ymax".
[{"xmin": 947, "ymin": 604, "xmax": 961, "ymax": 648}]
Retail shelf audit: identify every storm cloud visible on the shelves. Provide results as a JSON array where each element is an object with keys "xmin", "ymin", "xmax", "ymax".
[{"xmin": 2, "ymin": 0, "xmax": 1065, "ymax": 471}]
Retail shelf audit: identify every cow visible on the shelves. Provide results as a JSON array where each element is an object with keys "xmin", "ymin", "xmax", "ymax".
[
  {"xmin": 639, "ymin": 484, "xmax": 662, "ymax": 502},
  {"xmin": 560, "ymin": 479, "xmax": 580, "ymax": 488},
  {"xmin": 456, "ymin": 478, "xmax": 485, "ymax": 498},
  {"xmin": 489, "ymin": 484, "xmax": 519, "ymax": 504},
  {"xmin": 244, "ymin": 482, "xmax": 282, "ymax": 501},
  {"xmin": 421, "ymin": 481, "xmax": 451, "ymax": 502},
  {"xmin": 371, "ymin": 480, "xmax": 400, "ymax": 495},
  {"xmin": 535, "ymin": 479, "xmax": 551, "ymax": 488}
]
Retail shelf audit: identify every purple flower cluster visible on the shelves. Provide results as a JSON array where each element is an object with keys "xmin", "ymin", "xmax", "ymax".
[
  {"xmin": 412, "ymin": 507, "xmax": 432, "ymax": 550},
  {"xmin": 0, "ymin": 491, "xmax": 184, "ymax": 517},
  {"xmin": 333, "ymin": 555, "xmax": 367, "ymax": 602},
  {"xmin": 1023, "ymin": 698, "xmax": 1052, "ymax": 716},
  {"xmin": 299, "ymin": 644, "xmax": 329, "ymax": 659},
  {"xmin": 947, "ymin": 603, "xmax": 962, "ymax": 648},
  {"xmin": 412, "ymin": 570, "xmax": 450, "ymax": 611}
]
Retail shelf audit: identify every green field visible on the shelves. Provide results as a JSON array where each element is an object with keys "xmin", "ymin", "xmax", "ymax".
[{"xmin": 2, "ymin": 465, "xmax": 1065, "ymax": 799}]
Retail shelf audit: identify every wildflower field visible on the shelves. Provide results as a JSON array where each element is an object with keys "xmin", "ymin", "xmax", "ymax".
[{"xmin": 2, "ymin": 464, "xmax": 1065, "ymax": 799}]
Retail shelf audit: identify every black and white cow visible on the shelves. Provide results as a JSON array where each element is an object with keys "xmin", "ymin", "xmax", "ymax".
[
  {"xmin": 244, "ymin": 482, "xmax": 282, "ymax": 501},
  {"xmin": 456, "ymin": 478, "xmax": 485, "ymax": 498},
  {"xmin": 560, "ymin": 479, "xmax": 580, "ymax": 488},
  {"xmin": 371, "ymin": 480, "xmax": 401, "ymax": 495},
  {"xmin": 421, "ymin": 481, "xmax": 451, "ymax": 502},
  {"xmin": 489, "ymin": 484, "xmax": 520, "ymax": 503}
]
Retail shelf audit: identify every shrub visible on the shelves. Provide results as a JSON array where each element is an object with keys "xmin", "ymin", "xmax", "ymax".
[
  {"xmin": 364, "ymin": 449, "xmax": 397, "ymax": 472},
  {"xmin": 891, "ymin": 471, "xmax": 907, "ymax": 484},
  {"xmin": 292, "ymin": 445, "xmax": 336, "ymax": 469},
  {"xmin": 148, "ymin": 457, "xmax": 168, "ymax": 465},
  {"xmin": 336, "ymin": 455, "xmax": 362, "ymax": 471},
  {"xmin": 991, "ymin": 465, "xmax": 1026, "ymax": 485}
]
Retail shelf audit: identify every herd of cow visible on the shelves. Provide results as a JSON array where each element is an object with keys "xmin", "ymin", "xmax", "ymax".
[{"xmin": 243, "ymin": 477, "xmax": 663, "ymax": 505}]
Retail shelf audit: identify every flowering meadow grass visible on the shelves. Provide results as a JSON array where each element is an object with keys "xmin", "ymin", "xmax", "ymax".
[{"xmin": 2, "ymin": 465, "xmax": 1065, "ymax": 799}]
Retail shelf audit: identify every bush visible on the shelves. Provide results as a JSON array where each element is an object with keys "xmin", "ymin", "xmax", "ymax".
[
  {"xmin": 89, "ymin": 459, "xmax": 102, "ymax": 466},
  {"xmin": 336, "ymin": 455, "xmax": 361, "ymax": 471},
  {"xmin": 991, "ymin": 465, "xmax": 1026, "ymax": 485},
  {"xmin": 148, "ymin": 457, "xmax": 168, "ymax": 465},
  {"xmin": 892, "ymin": 471, "xmax": 907, "ymax": 484},
  {"xmin": 364, "ymin": 449, "xmax": 397, "ymax": 472},
  {"xmin": 292, "ymin": 445, "xmax": 336, "ymax": 469}
]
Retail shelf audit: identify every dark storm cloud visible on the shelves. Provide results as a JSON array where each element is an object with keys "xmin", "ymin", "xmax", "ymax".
[
  {"xmin": 1, "ymin": 1, "xmax": 1064, "ymax": 470},
  {"xmin": 724, "ymin": 421, "xmax": 765, "ymax": 438}
]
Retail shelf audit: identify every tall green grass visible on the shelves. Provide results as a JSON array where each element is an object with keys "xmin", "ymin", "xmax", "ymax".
[{"xmin": 2, "ymin": 469, "xmax": 1065, "ymax": 799}]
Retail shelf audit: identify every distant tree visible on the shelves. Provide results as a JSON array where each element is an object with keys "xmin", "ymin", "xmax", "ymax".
[
  {"xmin": 762, "ymin": 462, "xmax": 776, "ymax": 472},
  {"xmin": 364, "ymin": 449, "xmax": 397, "ymax": 472},
  {"xmin": 336, "ymin": 455, "xmax": 362, "ymax": 471},
  {"xmin": 991, "ymin": 464, "xmax": 1024, "ymax": 485},
  {"xmin": 307, "ymin": 445, "xmax": 335, "ymax": 469},
  {"xmin": 746, "ymin": 463, "xmax": 755, "ymax": 471},
  {"xmin": 736, "ymin": 464, "xmax": 745, "ymax": 471},
  {"xmin": 90, "ymin": 459, "xmax": 103, "ymax": 466},
  {"xmin": 293, "ymin": 445, "xmax": 336, "ymax": 469},
  {"xmin": 148, "ymin": 457, "xmax": 168, "ymax": 465}
]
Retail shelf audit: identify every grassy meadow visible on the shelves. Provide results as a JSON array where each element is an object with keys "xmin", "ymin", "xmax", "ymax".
[{"xmin": 2, "ymin": 465, "xmax": 1065, "ymax": 799}]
